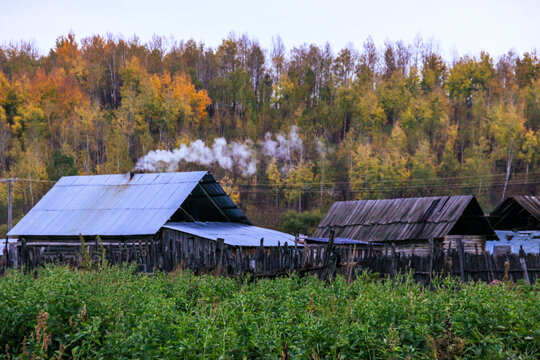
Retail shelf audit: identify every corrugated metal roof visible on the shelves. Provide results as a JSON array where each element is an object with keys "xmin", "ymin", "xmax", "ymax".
[
  {"xmin": 313, "ymin": 195, "xmax": 493, "ymax": 242},
  {"xmin": 8, "ymin": 171, "xmax": 250, "ymax": 237},
  {"xmin": 486, "ymin": 230, "xmax": 540, "ymax": 254},
  {"xmin": 304, "ymin": 237, "xmax": 381, "ymax": 245},
  {"xmin": 163, "ymin": 222, "xmax": 295, "ymax": 247}
]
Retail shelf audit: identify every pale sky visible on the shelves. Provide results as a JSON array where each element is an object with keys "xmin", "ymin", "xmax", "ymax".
[{"xmin": 1, "ymin": 0, "xmax": 538, "ymax": 59}]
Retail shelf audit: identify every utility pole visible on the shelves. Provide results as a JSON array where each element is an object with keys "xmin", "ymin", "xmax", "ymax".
[
  {"xmin": 7, "ymin": 179, "xmax": 12, "ymax": 238},
  {"xmin": 1, "ymin": 178, "xmax": 16, "ymax": 239}
]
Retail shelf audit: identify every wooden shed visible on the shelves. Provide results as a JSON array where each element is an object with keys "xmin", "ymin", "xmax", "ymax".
[
  {"xmin": 312, "ymin": 195, "xmax": 496, "ymax": 256},
  {"xmin": 488, "ymin": 196, "xmax": 540, "ymax": 231},
  {"xmin": 7, "ymin": 171, "xmax": 293, "ymax": 270}
]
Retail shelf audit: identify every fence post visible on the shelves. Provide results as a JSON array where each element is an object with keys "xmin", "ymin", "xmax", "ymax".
[
  {"xmin": 215, "ymin": 238, "xmax": 224, "ymax": 276},
  {"xmin": 519, "ymin": 257, "xmax": 530, "ymax": 285},
  {"xmin": 457, "ymin": 238, "xmax": 465, "ymax": 282},
  {"xmin": 390, "ymin": 242, "xmax": 397, "ymax": 277},
  {"xmin": 320, "ymin": 227, "xmax": 335, "ymax": 281},
  {"xmin": 346, "ymin": 244, "xmax": 356, "ymax": 283},
  {"xmin": 294, "ymin": 236, "xmax": 298, "ymax": 270},
  {"xmin": 258, "ymin": 238, "xmax": 264, "ymax": 274},
  {"xmin": 519, "ymin": 247, "xmax": 530, "ymax": 285},
  {"xmin": 428, "ymin": 239, "xmax": 434, "ymax": 282},
  {"xmin": 484, "ymin": 251, "xmax": 494, "ymax": 283}
]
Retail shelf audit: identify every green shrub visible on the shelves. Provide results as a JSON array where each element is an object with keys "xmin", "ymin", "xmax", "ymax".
[
  {"xmin": 279, "ymin": 210, "xmax": 324, "ymax": 235},
  {"xmin": 0, "ymin": 266, "xmax": 538, "ymax": 359}
]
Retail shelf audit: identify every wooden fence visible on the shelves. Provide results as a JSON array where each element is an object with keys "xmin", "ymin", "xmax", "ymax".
[{"xmin": 2, "ymin": 237, "xmax": 539, "ymax": 284}]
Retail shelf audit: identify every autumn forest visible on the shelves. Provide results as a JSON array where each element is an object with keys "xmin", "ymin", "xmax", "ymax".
[{"xmin": 0, "ymin": 33, "xmax": 539, "ymax": 233}]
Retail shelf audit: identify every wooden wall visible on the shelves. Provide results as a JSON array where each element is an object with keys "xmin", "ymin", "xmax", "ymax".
[
  {"xmin": 15, "ymin": 235, "xmax": 155, "ymax": 270},
  {"xmin": 380, "ymin": 235, "xmax": 486, "ymax": 257},
  {"xmin": 443, "ymin": 235, "xmax": 486, "ymax": 254}
]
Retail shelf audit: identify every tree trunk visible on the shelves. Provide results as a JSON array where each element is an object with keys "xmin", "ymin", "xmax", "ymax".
[
  {"xmin": 502, "ymin": 156, "xmax": 512, "ymax": 200},
  {"xmin": 86, "ymin": 133, "xmax": 90, "ymax": 175}
]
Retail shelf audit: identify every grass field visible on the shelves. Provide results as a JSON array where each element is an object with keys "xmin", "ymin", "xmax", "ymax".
[{"xmin": 0, "ymin": 266, "xmax": 539, "ymax": 359}]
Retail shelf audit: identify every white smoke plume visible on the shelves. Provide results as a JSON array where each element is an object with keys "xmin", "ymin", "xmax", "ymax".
[
  {"xmin": 134, "ymin": 127, "xmax": 303, "ymax": 176},
  {"xmin": 316, "ymin": 139, "xmax": 326, "ymax": 155},
  {"xmin": 134, "ymin": 138, "xmax": 257, "ymax": 176},
  {"xmin": 260, "ymin": 126, "xmax": 303, "ymax": 162}
]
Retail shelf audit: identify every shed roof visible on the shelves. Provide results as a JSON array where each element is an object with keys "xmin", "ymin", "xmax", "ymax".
[
  {"xmin": 312, "ymin": 195, "xmax": 495, "ymax": 242},
  {"xmin": 163, "ymin": 222, "xmax": 295, "ymax": 247},
  {"xmin": 303, "ymin": 237, "xmax": 381, "ymax": 245},
  {"xmin": 8, "ymin": 172, "xmax": 250, "ymax": 237},
  {"xmin": 488, "ymin": 196, "xmax": 540, "ymax": 230}
]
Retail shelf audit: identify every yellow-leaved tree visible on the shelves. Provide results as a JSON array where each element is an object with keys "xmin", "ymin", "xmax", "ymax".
[
  {"xmin": 521, "ymin": 129, "xmax": 539, "ymax": 183},
  {"xmin": 490, "ymin": 103, "xmax": 526, "ymax": 199},
  {"xmin": 266, "ymin": 159, "xmax": 283, "ymax": 208},
  {"xmin": 284, "ymin": 162, "xmax": 315, "ymax": 212}
]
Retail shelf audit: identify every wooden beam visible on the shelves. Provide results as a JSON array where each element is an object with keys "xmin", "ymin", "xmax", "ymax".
[
  {"xmin": 178, "ymin": 206, "xmax": 197, "ymax": 222},
  {"xmin": 188, "ymin": 194, "xmax": 230, "ymax": 199},
  {"xmin": 219, "ymin": 205, "xmax": 240, "ymax": 210},
  {"xmin": 198, "ymin": 183, "xmax": 231, "ymax": 221}
]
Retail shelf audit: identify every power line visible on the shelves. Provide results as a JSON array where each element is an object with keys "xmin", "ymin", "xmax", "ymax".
[
  {"xmin": 2, "ymin": 175, "xmax": 535, "ymax": 193},
  {"xmin": 1, "ymin": 171, "xmax": 538, "ymax": 188},
  {"xmin": 231, "ymin": 171, "xmax": 540, "ymax": 187},
  {"xmin": 234, "ymin": 177, "xmax": 540, "ymax": 190},
  {"xmin": 0, "ymin": 178, "xmax": 55, "ymax": 183},
  {"xmin": 230, "ymin": 178, "xmax": 540, "ymax": 194}
]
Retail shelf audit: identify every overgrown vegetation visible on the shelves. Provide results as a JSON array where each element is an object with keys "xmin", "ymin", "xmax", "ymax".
[{"xmin": 0, "ymin": 266, "xmax": 538, "ymax": 359}]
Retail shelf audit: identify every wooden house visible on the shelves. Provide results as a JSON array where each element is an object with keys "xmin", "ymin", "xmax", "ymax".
[
  {"xmin": 7, "ymin": 171, "xmax": 294, "ymax": 270},
  {"xmin": 312, "ymin": 195, "xmax": 496, "ymax": 256}
]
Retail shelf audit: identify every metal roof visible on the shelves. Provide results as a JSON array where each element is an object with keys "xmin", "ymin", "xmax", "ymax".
[
  {"xmin": 313, "ymin": 195, "xmax": 494, "ymax": 242},
  {"xmin": 163, "ymin": 222, "xmax": 295, "ymax": 247},
  {"xmin": 486, "ymin": 230, "xmax": 540, "ymax": 254},
  {"xmin": 303, "ymin": 237, "xmax": 381, "ymax": 245},
  {"xmin": 8, "ymin": 172, "xmax": 250, "ymax": 237},
  {"xmin": 489, "ymin": 196, "xmax": 540, "ymax": 230}
]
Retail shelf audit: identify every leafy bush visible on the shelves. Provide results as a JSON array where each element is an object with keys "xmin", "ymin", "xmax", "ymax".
[
  {"xmin": 279, "ymin": 210, "xmax": 324, "ymax": 235},
  {"xmin": 0, "ymin": 266, "xmax": 538, "ymax": 359}
]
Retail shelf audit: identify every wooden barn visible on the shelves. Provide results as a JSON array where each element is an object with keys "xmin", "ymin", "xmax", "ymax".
[
  {"xmin": 312, "ymin": 195, "xmax": 496, "ymax": 256},
  {"xmin": 7, "ymin": 171, "xmax": 294, "ymax": 271}
]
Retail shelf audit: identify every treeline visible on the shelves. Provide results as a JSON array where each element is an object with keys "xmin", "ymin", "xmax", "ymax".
[{"xmin": 0, "ymin": 33, "xmax": 539, "ymax": 232}]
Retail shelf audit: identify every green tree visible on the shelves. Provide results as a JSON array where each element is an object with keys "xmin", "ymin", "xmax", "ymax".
[{"xmin": 46, "ymin": 150, "xmax": 78, "ymax": 181}]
